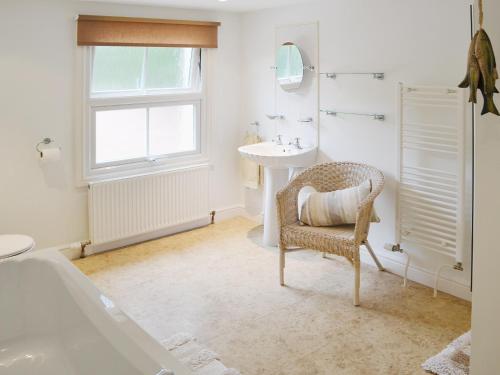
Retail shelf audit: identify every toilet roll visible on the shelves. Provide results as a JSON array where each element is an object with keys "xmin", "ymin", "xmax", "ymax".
[{"xmin": 40, "ymin": 147, "xmax": 61, "ymax": 163}]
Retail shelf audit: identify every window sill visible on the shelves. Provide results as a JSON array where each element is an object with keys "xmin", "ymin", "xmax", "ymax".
[{"xmin": 79, "ymin": 157, "xmax": 211, "ymax": 187}]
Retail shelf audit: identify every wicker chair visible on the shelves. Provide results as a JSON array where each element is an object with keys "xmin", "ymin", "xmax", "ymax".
[{"xmin": 276, "ymin": 162, "xmax": 385, "ymax": 306}]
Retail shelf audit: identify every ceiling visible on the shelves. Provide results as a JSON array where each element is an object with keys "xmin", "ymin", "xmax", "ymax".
[{"xmin": 81, "ymin": 0, "xmax": 314, "ymax": 13}]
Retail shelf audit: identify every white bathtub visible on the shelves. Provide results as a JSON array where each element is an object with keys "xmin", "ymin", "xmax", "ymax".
[{"xmin": 0, "ymin": 249, "xmax": 191, "ymax": 375}]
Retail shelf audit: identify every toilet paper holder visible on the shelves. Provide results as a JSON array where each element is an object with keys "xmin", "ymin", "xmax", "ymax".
[{"xmin": 36, "ymin": 138, "xmax": 54, "ymax": 156}]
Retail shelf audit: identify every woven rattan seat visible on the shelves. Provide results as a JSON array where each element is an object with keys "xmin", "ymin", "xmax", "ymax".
[{"xmin": 276, "ymin": 162, "xmax": 385, "ymax": 306}]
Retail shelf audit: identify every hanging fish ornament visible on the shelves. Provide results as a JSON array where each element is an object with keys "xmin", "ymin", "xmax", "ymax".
[
  {"xmin": 459, "ymin": 32, "xmax": 481, "ymax": 103},
  {"xmin": 475, "ymin": 29, "xmax": 499, "ymax": 115},
  {"xmin": 458, "ymin": 0, "xmax": 499, "ymax": 116}
]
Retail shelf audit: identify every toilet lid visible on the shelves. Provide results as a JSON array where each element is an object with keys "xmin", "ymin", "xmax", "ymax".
[{"xmin": 0, "ymin": 235, "xmax": 34, "ymax": 259}]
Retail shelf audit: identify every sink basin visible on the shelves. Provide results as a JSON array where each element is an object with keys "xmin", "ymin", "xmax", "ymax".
[
  {"xmin": 238, "ymin": 142, "xmax": 317, "ymax": 169},
  {"xmin": 239, "ymin": 142, "xmax": 318, "ymax": 246}
]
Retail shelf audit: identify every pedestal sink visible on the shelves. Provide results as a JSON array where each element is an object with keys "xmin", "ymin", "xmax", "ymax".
[{"xmin": 238, "ymin": 142, "xmax": 317, "ymax": 246}]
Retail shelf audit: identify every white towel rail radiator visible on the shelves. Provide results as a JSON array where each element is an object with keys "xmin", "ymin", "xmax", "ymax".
[{"xmin": 396, "ymin": 84, "xmax": 467, "ymax": 272}]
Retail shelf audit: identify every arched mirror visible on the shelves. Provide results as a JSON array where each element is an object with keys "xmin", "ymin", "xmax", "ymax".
[{"xmin": 276, "ymin": 42, "xmax": 304, "ymax": 91}]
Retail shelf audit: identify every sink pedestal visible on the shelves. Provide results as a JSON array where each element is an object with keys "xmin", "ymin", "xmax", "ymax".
[
  {"xmin": 263, "ymin": 167, "xmax": 290, "ymax": 247},
  {"xmin": 238, "ymin": 142, "xmax": 317, "ymax": 248}
]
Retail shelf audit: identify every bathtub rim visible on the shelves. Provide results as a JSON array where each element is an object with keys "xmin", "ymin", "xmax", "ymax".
[{"xmin": 0, "ymin": 249, "xmax": 192, "ymax": 375}]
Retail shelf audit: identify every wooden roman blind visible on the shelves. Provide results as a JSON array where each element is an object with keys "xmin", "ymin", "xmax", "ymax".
[{"xmin": 77, "ymin": 15, "xmax": 220, "ymax": 48}]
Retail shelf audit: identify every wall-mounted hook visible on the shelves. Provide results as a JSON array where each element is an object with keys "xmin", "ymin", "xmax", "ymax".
[
  {"xmin": 297, "ymin": 117, "xmax": 314, "ymax": 123},
  {"xmin": 266, "ymin": 114, "xmax": 285, "ymax": 120}
]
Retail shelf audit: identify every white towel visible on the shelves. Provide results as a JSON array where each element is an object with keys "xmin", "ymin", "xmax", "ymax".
[
  {"xmin": 241, "ymin": 133, "xmax": 263, "ymax": 189},
  {"xmin": 422, "ymin": 331, "xmax": 471, "ymax": 375},
  {"xmin": 162, "ymin": 333, "xmax": 241, "ymax": 375}
]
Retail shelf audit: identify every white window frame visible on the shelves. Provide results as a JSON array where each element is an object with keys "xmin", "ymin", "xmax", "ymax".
[{"xmin": 81, "ymin": 46, "xmax": 209, "ymax": 183}]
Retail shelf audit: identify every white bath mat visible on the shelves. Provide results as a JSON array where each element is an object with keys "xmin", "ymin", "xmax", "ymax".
[
  {"xmin": 162, "ymin": 333, "xmax": 241, "ymax": 375},
  {"xmin": 422, "ymin": 331, "xmax": 471, "ymax": 375}
]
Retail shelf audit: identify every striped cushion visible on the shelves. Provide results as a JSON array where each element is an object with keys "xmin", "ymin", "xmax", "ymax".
[{"xmin": 298, "ymin": 180, "xmax": 380, "ymax": 227}]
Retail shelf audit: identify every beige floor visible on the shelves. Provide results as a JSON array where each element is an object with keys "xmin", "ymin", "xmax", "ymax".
[{"xmin": 74, "ymin": 217, "xmax": 471, "ymax": 375}]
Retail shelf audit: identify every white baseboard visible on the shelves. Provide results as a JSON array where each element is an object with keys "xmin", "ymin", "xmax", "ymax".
[
  {"xmin": 360, "ymin": 248, "xmax": 472, "ymax": 301},
  {"xmin": 214, "ymin": 205, "xmax": 264, "ymax": 223},
  {"xmin": 248, "ymin": 213, "xmax": 264, "ymax": 225},
  {"xmin": 39, "ymin": 205, "xmax": 248, "ymax": 261},
  {"xmin": 34, "ymin": 243, "xmax": 83, "ymax": 261},
  {"xmin": 213, "ymin": 205, "xmax": 247, "ymax": 222},
  {"xmin": 60, "ymin": 247, "xmax": 83, "ymax": 260},
  {"xmin": 90, "ymin": 205, "xmax": 255, "ymax": 254},
  {"xmin": 86, "ymin": 217, "xmax": 211, "ymax": 256}
]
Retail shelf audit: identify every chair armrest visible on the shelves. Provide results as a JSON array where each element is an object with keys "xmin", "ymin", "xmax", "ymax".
[
  {"xmin": 354, "ymin": 202, "xmax": 374, "ymax": 245},
  {"xmin": 353, "ymin": 175, "xmax": 385, "ymax": 245},
  {"xmin": 276, "ymin": 178, "xmax": 305, "ymax": 228}
]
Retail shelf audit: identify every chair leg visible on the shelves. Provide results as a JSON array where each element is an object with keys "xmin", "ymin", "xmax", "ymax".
[
  {"xmin": 364, "ymin": 241, "xmax": 385, "ymax": 271},
  {"xmin": 279, "ymin": 246, "xmax": 286, "ymax": 286},
  {"xmin": 353, "ymin": 259, "xmax": 360, "ymax": 306}
]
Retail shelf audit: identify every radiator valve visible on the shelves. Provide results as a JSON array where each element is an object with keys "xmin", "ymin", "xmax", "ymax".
[
  {"xmin": 384, "ymin": 243, "xmax": 410, "ymax": 287},
  {"xmin": 384, "ymin": 243, "xmax": 403, "ymax": 253}
]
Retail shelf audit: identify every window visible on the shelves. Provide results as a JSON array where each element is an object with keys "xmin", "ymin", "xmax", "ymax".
[
  {"xmin": 91, "ymin": 47, "xmax": 197, "ymax": 93},
  {"xmin": 83, "ymin": 46, "xmax": 205, "ymax": 180}
]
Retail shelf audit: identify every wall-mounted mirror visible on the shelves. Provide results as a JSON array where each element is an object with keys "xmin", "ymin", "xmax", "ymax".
[{"xmin": 276, "ymin": 42, "xmax": 304, "ymax": 91}]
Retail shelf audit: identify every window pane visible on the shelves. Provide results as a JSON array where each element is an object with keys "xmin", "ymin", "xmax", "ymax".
[
  {"xmin": 144, "ymin": 48, "xmax": 193, "ymax": 90},
  {"xmin": 92, "ymin": 47, "xmax": 145, "ymax": 93},
  {"xmin": 95, "ymin": 108, "xmax": 147, "ymax": 164},
  {"xmin": 149, "ymin": 105, "xmax": 196, "ymax": 156}
]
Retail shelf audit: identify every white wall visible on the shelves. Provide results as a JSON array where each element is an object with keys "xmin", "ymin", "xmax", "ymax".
[
  {"xmin": 0, "ymin": 0, "xmax": 243, "ymax": 249},
  {"xmin": 240, "ymin": 0, "xmax": 473, "ymax": 297},
  {"xmin": 471, "ymin": 0, "xmax": 500, "ymax": 372}
]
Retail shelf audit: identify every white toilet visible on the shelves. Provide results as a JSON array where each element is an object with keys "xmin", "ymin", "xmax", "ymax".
[{"xmin": 0, "ymin": 234, "xmax": 35, "ymax": 259}]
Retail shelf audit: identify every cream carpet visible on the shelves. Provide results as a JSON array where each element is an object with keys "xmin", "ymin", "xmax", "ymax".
[{"xmin": 74, "ymin": 217, "xmax": 471, "ymax": 375}]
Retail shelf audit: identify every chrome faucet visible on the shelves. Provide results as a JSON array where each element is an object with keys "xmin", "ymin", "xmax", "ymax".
[
  {"xmin": 290, "ymin": 137, "xmax": 302, "ymax": 149},
  {"xmin": 273, "ymin": 134, "xmax": 284, "ymax": 145}
]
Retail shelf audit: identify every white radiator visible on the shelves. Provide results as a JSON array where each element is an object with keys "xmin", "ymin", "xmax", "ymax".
[
  {"xmin": 396, "ymin": 84, "xmax": 466, "ymax": 265},
  {"xmin": 88, "ymin": 165, "xmax": 210, "ymax": 253}
]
